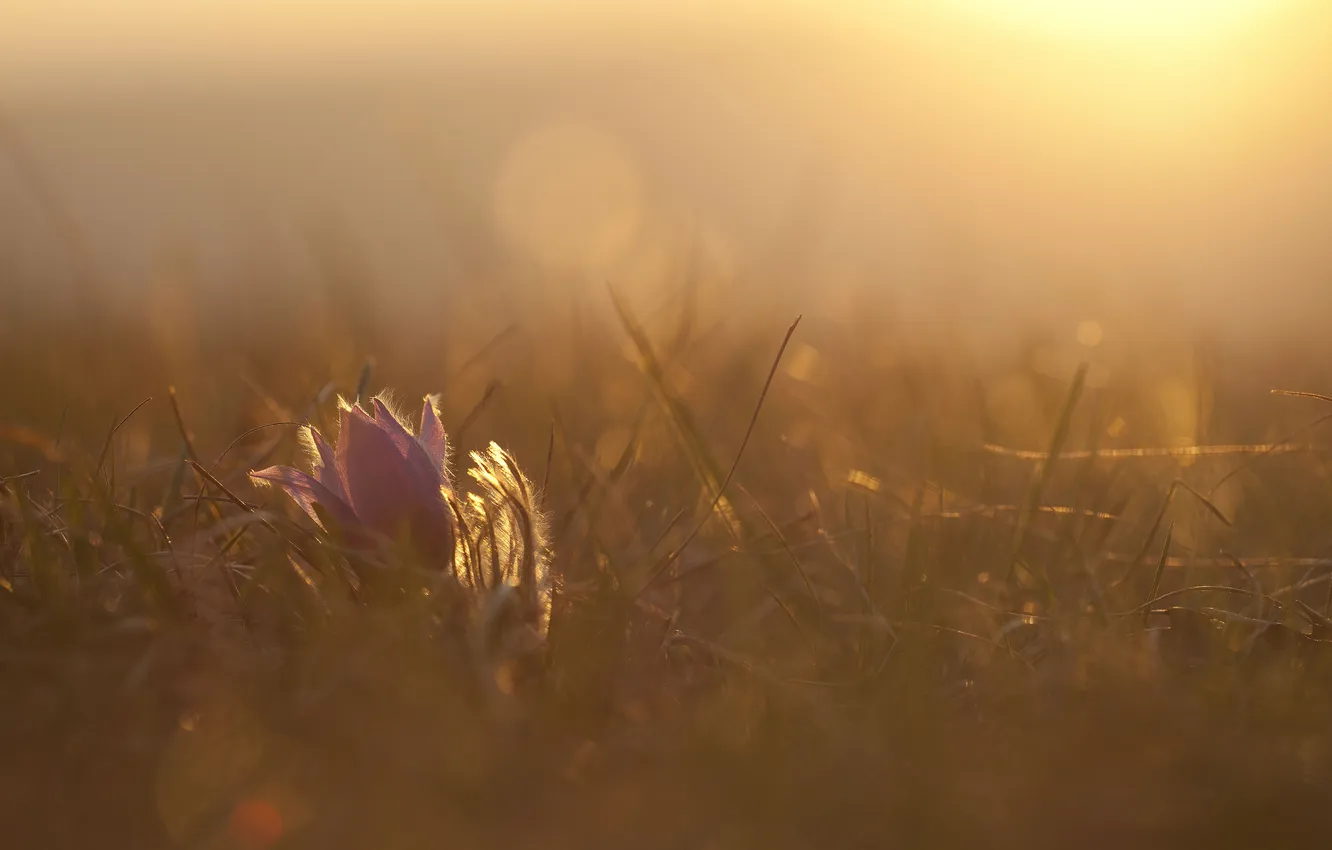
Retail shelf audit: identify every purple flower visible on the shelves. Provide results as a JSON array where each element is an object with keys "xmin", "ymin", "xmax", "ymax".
[
  {"xmin": 250, "ymin": 392, "xmax": 552, "ymax": 650},
  {"xmin": 250, "ymin": 396, "xmax": 456, "ymax": 563}
]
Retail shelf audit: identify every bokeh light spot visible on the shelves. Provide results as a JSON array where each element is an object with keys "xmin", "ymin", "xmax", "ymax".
[
  {"xmin": 846, "ymin": 469, "xmax": 881, "ymax": 493},
  {"xmin": 229, "ymin": 798, "xmax": 284, "ymax": 850},
  {"xmin": 1021, "ymin": 601, "xmax": 1040, "ymax": 626},
  {"xmin": 494, "ymin": 663, "xmax": 516, "ymax": 696},
  {"xmin": 493, "ymin": 119, "xmax": 644, "ymax": 272},
  {"xmin": 156, "ymin": 695, "xmax": 271, "ymax": 843},
  {"xmin": 784, "ymin": 342, "xmax": 822, "ymax": 383},
  {"xmin": 1076, "ymin": 320, "xmax": 1103, "ymax": 348}
]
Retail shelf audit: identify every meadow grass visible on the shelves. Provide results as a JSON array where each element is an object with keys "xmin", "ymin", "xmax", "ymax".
[{"xmin": 4, "ymin": 288, "xmax": 1332, "ymax": 848}]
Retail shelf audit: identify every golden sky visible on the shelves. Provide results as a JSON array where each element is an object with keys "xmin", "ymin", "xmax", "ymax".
[
  {"xmin": 0, "ymin": 1, "xmax": 1322, "ymax": 87},
  {"xmin": 2, "ymin": 0, "xmax": 1330, "ymax": 333}
]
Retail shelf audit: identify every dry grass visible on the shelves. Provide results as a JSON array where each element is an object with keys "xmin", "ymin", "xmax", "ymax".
[{"xmin": 4, "ymin": 283, "xmax": 1332, "ymax": 848}]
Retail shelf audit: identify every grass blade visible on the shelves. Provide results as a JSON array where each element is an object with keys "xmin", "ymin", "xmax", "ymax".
[
  {"xmin": 1142, "ymin": 522, "xmax": 1175, "ymax": 625},
  {"xmin": 609, "ymin": 285, "xmax": 742, "ymax": 540},
  {"xmin": 1008, "ymin": 362, "xmax": 1087, "ymax": 582}
]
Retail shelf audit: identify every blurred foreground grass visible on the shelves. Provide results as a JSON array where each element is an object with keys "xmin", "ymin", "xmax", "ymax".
[{"xmin": 5, "ymin": 284, "xmax": 1332, "ymax": 849}]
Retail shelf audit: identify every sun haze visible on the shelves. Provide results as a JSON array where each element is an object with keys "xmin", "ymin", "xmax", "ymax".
[
  {"xmin": 944, "ymin": 0, "xmax": 1284, "ymax": 45},
  {"xmin": 1, "ymin": 0, "xmax": 1330, "ymax": 336},
  {"xmin": 9, "ymin": 2, "xmax": 1332, "ymax": 847}
]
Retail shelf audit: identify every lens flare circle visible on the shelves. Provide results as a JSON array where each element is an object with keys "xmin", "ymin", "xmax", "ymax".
[
  {"xmin": 229, "ymin": 799, "xmax": 284, "ymax": 850},
  {"xmin": 493, "ymin": 119, "xmax": 644, "ymax": 272}
]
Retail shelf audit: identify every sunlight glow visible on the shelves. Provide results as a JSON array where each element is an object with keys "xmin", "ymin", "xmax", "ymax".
[
  {"xmin": 493, "ymin": 120, "xmax": 644, "ymax": 272},
  {"xmin": 1076, "ymin": 321, "xmax": 1103, "ymax": 348},
  {"xmin": 950, "ymin": 0, "xmax": 1279, "ymax": 45},
  {"xmin": 230, "ymin": 799, "xmax": 284, "ymax": 850}
]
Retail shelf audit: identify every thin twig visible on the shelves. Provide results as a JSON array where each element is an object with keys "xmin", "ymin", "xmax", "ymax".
[
  {"xmin": 94, "ymin": 397, "xmax": 153, "ymax": 478},
  {"xmin": 167, "ymin": 386, "xmax": 201, "ymax": 464},
  {"xmin": 1142, "ymin": 523, "xmax": 1174, "ymax": 625},
  {"xmin": 737, "ymin": 484, "xmax": 823, "ymax": 617},
  {"xmin": 639, "ymin": 315, "xmax": 802, "ymax": 595},
  {"xmin": 212, "ymin": 422, "xmax": 306, "ymax": 471},
  {"xmin": 455, "ymin": 379, "xmax": 501, "ymax": 445},
  {"xmin": 986, "ymin": 442, "xmax": 1317, "ymax": 461},
  {"xmin": 1271, "ymin": 389, "xmax": 1332, "ymax": 404},
  {"xmin": 540, "ymin": 420, "xmax": 555, "ymax": 502}
]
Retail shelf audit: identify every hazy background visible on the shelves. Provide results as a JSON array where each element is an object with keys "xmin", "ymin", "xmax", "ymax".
[{"xmin": 2, "ymin": 0, "xmax": 1331, "ymax": 340}]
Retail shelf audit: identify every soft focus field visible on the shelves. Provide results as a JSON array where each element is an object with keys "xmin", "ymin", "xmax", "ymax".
[
  {"xmin": 6, "ymin": 279, "xmax": 1332, "ymax": 848},
  {"xmin": 5, "ymin": 1, "xmax": 1332, "ymax": 844}
]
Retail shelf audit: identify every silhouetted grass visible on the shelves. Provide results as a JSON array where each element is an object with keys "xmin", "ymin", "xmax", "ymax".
[{"xmin": 5, "ymin": 291, "xmax": 1332, "ymax": 849}]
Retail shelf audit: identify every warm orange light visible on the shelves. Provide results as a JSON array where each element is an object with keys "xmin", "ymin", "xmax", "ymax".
[
  {"xmin": 949, "ymin": 0, "xmax": 1280, "ymax": 45},
  {"xmin": 1076, "ymin": 321, "xmax": 1103, "ymax": 348},
  {"xmin": 492, "ymin": 119, "xmax": 644, "ymax": 273},
  {"xmin": 229, "ymin": 799, "xmax": 284, "ymax": 850}
]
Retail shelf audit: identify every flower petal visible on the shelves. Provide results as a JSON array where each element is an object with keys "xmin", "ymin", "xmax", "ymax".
[
  {"xmin": 418, "ymin": 396, "xmax": 452, "ymax": 487},
  {"xmin": 308, "ymin": 426, "xmax": 347, "ymax": 503},
  {"xmin": 250, "ymin": 464, "xmax": 360, "ymax": 533},
  {"xmin": 338, "ymin": 405, "xmax": 415, "ymax": 533},
  {"xmin": 372, "ymin": 398, "xmax": 446, "ymax": 496},
  {"xmin": 339, "ymin": 405, "xmax": 454, "ymax": 558},
  {"xmin": 334, "ymin": 404, "xmax": 356, "ymax": 495}
]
